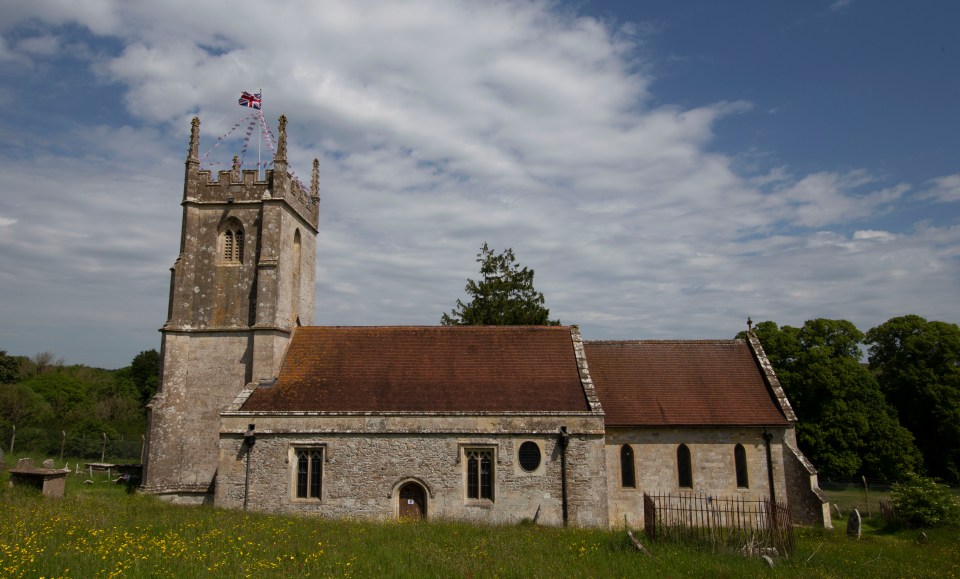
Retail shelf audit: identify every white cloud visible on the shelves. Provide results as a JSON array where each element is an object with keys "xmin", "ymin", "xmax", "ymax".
[
  {"xmin": 16, "ymin": 34, "xmax": 60, "ymax": 56},
  {"xmin": 923, "ymin": 174, "xmax": 960, "ymax": 203},
  {"xmin": 764, "ymin": 170, "xmax": 908, "ymax": 228},
  {"xmin": 0, "ymin": 0, "xmax": 956, "ymax": 367},
  {"xmin": 829, "ymin": 0, "xmax": 855, "ymax": 12},
  {"xmin": 0, "ymin": 34, "xmax": 29, "ymax": 65},
  {"xmin": 852, "ymin": 229, "xmax": 896, "ymax": 242}
]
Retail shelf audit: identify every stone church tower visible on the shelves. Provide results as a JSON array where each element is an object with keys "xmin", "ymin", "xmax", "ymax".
[{"xmin": 142, "ymin": 116, "xmax": 319, "ymax": 502}]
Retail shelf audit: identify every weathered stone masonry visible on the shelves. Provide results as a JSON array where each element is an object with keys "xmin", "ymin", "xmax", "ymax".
[
  {"xmin": 143, "ymin": 116, "xmax": 829, "ymax": 528},
  {"xmin": 142, "ymin": 116, "xmax": 319, "ymax": 502},
  {"xmin": 217, "ymin": 413, "xmax": 608, "ymax": 527}
]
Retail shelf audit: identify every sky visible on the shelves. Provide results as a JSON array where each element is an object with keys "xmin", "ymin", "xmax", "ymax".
[{"xmin": 0, "ymin": 0, "xmax": 957, "ymax": 369}]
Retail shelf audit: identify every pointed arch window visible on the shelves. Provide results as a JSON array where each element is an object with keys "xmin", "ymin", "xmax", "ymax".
[
  {"xmin": 219, "ymin": 219, "xmax": 244, "ymax": 264},
  {"xmin": 734, "ymin": 444, "xmax": 749, "ymax": 488},
  {"xmin": 677, "ymin": 444, "xmax": 693, "ymax": 489},
  {"xmin": 620, "ymin": 444, "xmax": 636, "ymax": 488}
]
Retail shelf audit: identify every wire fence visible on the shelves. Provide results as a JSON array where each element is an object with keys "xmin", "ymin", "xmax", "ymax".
[
  {"xmin": 643, "ymin": 492, "xmax": 794, "ymax": 556},
  {"xmin": 819, "ymin": 476, "xmax": 898, "ymax": 492},
  {"xmin": 1, "ymin": 425, "xmax": 145, "ymax": 462}
]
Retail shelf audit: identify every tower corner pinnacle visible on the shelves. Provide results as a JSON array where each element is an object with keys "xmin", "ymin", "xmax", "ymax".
[
  {"xmin": 188, "ymin": 117, "xmax": 201, "ymax": 164},
  {"xmin": 276, "ymin": 114, "xmax": 288, "ymax": 162}
]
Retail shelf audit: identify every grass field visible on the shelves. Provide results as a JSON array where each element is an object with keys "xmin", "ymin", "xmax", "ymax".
[{"xmin": 2, "ymin": 457, "xmax": 959, "ymax": 577}]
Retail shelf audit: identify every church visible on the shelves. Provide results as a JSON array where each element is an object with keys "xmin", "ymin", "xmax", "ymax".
[{"xmin": 141, "ymin": 116, "xmax": 830, "ymax": 528}]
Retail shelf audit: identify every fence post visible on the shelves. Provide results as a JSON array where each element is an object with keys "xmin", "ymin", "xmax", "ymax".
[
  {"xmin": 643, "ymin": 493, "xmax": 656, "ymax": 540},
  {"xmin": 8, "ymin": 424, "xmax": 14, "ymax": 454},
  {"xmin": 60, "ymin": 430, "xmax": 66, "ymax": 461},
  {"xmin": 101, "ymin": 432, "xmax": 107, "ymax": 463},
  {"xmin": 862, "ymin": 475, "xmax": 871, "ymax": 518}
]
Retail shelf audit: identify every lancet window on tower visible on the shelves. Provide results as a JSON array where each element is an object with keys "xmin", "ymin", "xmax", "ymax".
[{"xmin": 219, "ymin": 219, "xmax": 244, "ymax": 264}]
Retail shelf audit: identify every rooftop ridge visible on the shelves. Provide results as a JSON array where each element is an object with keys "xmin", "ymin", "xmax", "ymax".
[
  {"xmin": 584, "ymin": 339, "xmax": 744, "ymax": 345},
  {"xmin": 298, "ymin": 325, "xmax": 573, "ymax": 331}
]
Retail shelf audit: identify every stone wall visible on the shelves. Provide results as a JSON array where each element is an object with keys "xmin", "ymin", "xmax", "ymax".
[
  {"xmin": 143, "ymin": 331, "xmax": 254, "ymax": 500},
  {"xmin": 781, "ymin": 429, "xmax": 832, "ymax": 528},
  {"xmin": 217, "ymin": 413, "xmax": 608, "ymax": 527},
  {"xmin": 605, "ymin": 426, "xmax": 790, "ymax": 527}
]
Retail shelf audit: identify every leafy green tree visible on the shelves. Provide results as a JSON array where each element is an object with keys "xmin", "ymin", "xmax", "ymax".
[
  {"xmin": 891, "ymin": 472, "xmax": 960, "ymax": 527},
  {"xmin": 441, "ymin": 243, "xmax": 560, "ymax": 326},
  {"xmin": 746, "ymin": 319, "xmax": 922, "ymax": 479},
  {"xmin": 0, "ymin": 383, "xmax": 53, "ymax": 427},
  {"xmin": 20, "ymin": 372, "xmax": 91, "ymax": 420},
  {"xmin": 866, "ymin": 315, "xmax": 960, "ymax": 483},
  {"xmin": 0, "ymin": 350, "xmax": 21, "ymax": 384},
  {"xmin": 129, "ymin": 349, "xmax": 161, "ymax": 404}
]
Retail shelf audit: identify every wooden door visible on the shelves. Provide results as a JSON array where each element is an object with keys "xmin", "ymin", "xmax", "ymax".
[{"xmin": 399, "ymin": 482, "xmax": 426, "ymax": 520}]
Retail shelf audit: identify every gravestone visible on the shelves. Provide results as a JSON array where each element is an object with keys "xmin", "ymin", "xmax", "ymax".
[
  {"xmin": 847, "ymin": 508, "xmax": 861, "ymax": 539},
  {"xmin": 42, "ymin": 459, "xmax": 55, "ymax": 468}
]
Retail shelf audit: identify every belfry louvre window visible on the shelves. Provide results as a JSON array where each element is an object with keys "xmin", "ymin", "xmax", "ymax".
[
  {"xmin": 295, "ymin": 448, "xmax": 322, "ymax": 499},
  {"xmin": 220, "ymin": 221, "xmax": 244, "ymax": 263},
  {"xmin": 734, "ymin": 444, "xmax": 749, "ymax": 488},
  {"xmin": 465, "ymin": 449, "xmax": 494, "ymax": 500}
]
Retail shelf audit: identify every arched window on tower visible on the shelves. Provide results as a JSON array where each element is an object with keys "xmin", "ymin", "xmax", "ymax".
[
  {"xmin": 734, "ymin": 444, "xmax": 749, "ymax": 488},
  {"xmin": 677, "ymin": 444, "xmax": 693, "ymax": 489},
  {"xmin": 219, "ymin": 219, "xmax": 244, "ymax": 264},
  {"xmin": 620, "ymin": 444, "xmax": 636, "ymax": 488}
]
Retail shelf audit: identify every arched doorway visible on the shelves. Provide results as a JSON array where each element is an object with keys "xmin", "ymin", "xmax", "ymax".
[{"xmin": 398, "ymin": 481, "xmax": 427, "ymax": 520}]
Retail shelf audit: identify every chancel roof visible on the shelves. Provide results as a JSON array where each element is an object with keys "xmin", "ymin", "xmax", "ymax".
[
  {"xmin": 241, "ymin": 326, "xmax": 592, "ymax": 413},
  {"xmin": 584, "ymin": 340, "xmax": 790, "ymax": 427}
]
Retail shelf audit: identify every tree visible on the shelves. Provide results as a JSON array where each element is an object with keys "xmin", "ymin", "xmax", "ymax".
[
  {"xmin": 0, "ymin": 383, "xmax": 52, "ymax": 427},
  {"xmin": 21, "ymin": 372, "xmax": 91, "ymax": 420},
  {"xmin": 866, "ymin": 316, "xmax": 960, "ymax": 483},
  {"xmin": 890, "ymin": 472, "xmax": 960, "ymax": 527},
  {"xmin": 441, "ymin": 243, "xmax": 560, "ymax": 326},
  {"xmin": 745, "ymin": 319, "xmax": 922, "ymax": 479},
  {"xmin": 0, "ymin": 350, "xmax": 21, "ymax": 384},
  {"xmin": 129, "ymin": 349, "xmax": 161, "ymax": 404}
]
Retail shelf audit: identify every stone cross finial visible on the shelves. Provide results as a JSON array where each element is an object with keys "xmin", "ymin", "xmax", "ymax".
[
  {"xmin": 747, "ymin": 317, "xmax": 753, "ymax": 332},
  {"xmin": 311, "ymin": 158, "xmax": 320, "ymax": 198}
]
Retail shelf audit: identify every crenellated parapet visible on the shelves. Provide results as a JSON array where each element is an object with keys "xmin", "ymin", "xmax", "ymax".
[{"xmin": 182, "ymin": 115, "xmax": 319, "ymax": 229}]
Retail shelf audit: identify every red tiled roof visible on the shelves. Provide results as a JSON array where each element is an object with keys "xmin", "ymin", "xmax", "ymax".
[
  {"xmin": 584, "ymin": 340, "xmax": 789, "ymax": 427},
  {"xmin": 242, "ymin": 326, "xmax": 591, "ymax": 413}
]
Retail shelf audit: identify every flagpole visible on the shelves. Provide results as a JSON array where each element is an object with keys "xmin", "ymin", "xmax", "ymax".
[{"xmin": 257, "ymin": 88, "xmax": 262, "ymax": 180}]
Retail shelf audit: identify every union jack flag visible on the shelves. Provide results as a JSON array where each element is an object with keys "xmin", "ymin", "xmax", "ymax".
[{"xmin": 238, "ymin": 91, "xmax": 262, "ymax": 109}]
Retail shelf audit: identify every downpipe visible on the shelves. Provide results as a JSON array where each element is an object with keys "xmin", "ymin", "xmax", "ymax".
[
  {"xmin": 762, "ymin": 429, "xmax": 776, "ymax": 504},
  {"xmin": 559, "ymin": 426, "xmax": 570, "ymax": 526},
  {"xmin": 243, "ymin": 424, "xmax": 256, "ymax": 510}
]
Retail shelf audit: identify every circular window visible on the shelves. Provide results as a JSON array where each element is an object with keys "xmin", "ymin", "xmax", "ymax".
[{"xmin": 518, "ymin": 441, "xmax": 541, "ymax": 472}]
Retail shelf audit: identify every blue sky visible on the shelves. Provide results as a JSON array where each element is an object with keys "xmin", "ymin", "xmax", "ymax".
[{"xmin": 0, "ymin": 0, "xmax": 957, "ymax": 368}]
